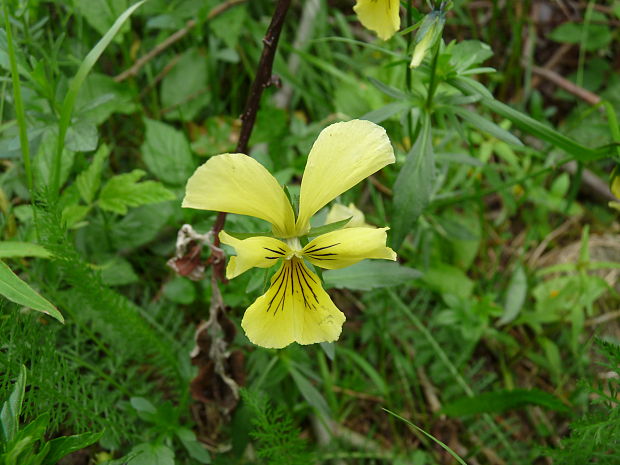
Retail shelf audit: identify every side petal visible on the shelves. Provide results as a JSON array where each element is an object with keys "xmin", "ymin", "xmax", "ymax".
[
  {"xmin": 182, "ymin": 153, "xmax": 296, "ymax": 238},
  {"xmin": 219, "ymin": 231, "xmax": 292, "ymax": 279},
  {"xmin": 296, "ymin": 120, "xmax": 394, "ymax": 234},
  {"xmin": 353, "ymin": 0, "xmax": 400, "ymax": 41},
  {"xmin": 302, "ymin": 227, "xmax": 396, "ymax": 270},
  {"xmin": 241, "ymin": 258, "xmax": 346, "ymax": 349}
]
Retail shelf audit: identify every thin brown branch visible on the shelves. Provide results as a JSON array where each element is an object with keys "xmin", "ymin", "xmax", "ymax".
[
  {"xmin": 113, "ymin": 0, "xmax": 246, "ymax": 82},
  {"xmin": 531, "ymin": 65, "xmax": 602, "ymax": 106}
]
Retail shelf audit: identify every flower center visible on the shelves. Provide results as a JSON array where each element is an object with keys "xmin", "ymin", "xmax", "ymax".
[{"xmin": 285, "ymin": 237, "xmax": 303, "ymax": 260}]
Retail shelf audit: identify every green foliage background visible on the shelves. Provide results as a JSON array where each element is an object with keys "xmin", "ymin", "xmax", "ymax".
[{"xmin": 1, "ymin": 0, "xmax": 620, "ymax": 464}]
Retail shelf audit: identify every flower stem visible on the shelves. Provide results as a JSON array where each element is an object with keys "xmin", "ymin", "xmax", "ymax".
[{"xmin": 211, "ymin": 0, "xmax": 292, "ymax": 265}]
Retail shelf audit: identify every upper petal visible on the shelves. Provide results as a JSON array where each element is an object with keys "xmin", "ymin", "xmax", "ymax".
[
  {"xmin": 353, "ymin": 0, "xmax": 400, "ymax": 41},
  {"xmin": 182, "ymin": 153, "xmax": 296, "ymax": 237},
  {"xmin": 302, "ymin": 227, "xmax": 396, "ymax": 270},
  {"xmin": 241, "ymin": 258, "xmax": 346, "ymax": 349},
  {"xmin": 220, "ymin": 231, "xmax": 292, "ymax": 279},
  {"xmin": 296, "ymin": 120, "xmax": 394, "ymax": 234}
]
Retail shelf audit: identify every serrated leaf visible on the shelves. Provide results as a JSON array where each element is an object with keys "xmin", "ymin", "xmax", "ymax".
[
  {"xmin": 65, "ymin": 121, "xmax": 98, "ymax": 152},
  {"xmin": 0, "ymin": 261, "xmax": 64, "ymax": 323},
  {"xmin": 74, "ymin": 0, "xmax": 129, "ymax": 39},
  {"xmin": 391, "ymin": 114, "xmax": 434, "ymax": 249},
  {"xmin": 161, "ymin": 48, "xmax": 209, "ymax": 121},
  {"xmin": 76, "ymin": 143, "xmax": 110, "ymax": 204},
  {"xmin": 98, "ymin": 169, "xmax": 175, "ymax": 214},
  {"xmin": 141, "ymin": 118, "xmax": 194, "ymax": 185},
  {"xmin": 441, "ymin": 389, "xmax": 569, "ymax": 417},
  {"xmin": 0, "ymin": 242, "xmax": 52, "ymax": 258},
  {"xmin": 323, "ymin": 261, "xmax": 421, "ymax": 291}
]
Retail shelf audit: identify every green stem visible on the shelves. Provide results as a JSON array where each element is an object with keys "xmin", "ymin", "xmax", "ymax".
[
  {"xmin": 406, "ymin": 2, "xmax": 414, "ymax": 147},
  {"xmin": 3, "ymin": 0, "xmax": 33, "ymax": 195}
]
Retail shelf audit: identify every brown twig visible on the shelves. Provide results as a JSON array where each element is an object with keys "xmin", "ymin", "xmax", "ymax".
[
  {"xmin": 210, "ymin": 0, "xmax": 292, "ymax": 268},
  {"xmin": 531, "ymin": 65, "xmax": 602, "ymax": 106},
  {"xmin": 113, "ymin": 0, "xmax": 246, "ymax": 82}
]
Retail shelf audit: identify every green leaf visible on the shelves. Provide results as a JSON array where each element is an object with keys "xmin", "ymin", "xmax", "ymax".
[
  {"xmin": 100, "ymin": 257, "xmax": 139, "ymax": 286},
  {"xmin": 127, "ymin": 443, "xmax": 175, "ymax": 465},
  {"xmin": 176, "ymin": 428, "xmax": 211, "ymax": 463},
  {"xmin": 34, "ymin": 130, "xmax": 76, "ymax": 189},
  {"xmin": 0, "ymin": 261, "xmax": 64, "ymax": 323},
  {"xmin": 0, "ymin": 365, "xmax": 26, "ymax": 444},
  {"xmin": 42, "ymin": 431, "xmax": 104, "ymax": 465},
  {"xmin": 141, "ymin": 118, "xmax": 195, "ymax": 185},
  {"xmin": 422, "ymin": 263, "xmax": 473, "ymax": 299},
  {"xmin": 52, "ymin": 0, "xmax": 146, "ymax": 196},
  {"xmin": 74, "ymin": 0, "xmax": 130, "ymax": 38},
  {"xmin": 497, "ymin": 265, "xmax": 527, "ymax": 325},
  {"xmin": 161, "ymin": 48, "xmax": 209, "ymax": 121},
  {"xmin": 548, "ymin": 15, "xmax": 612, "ymax": 51},
  {"xmin": 306, "ymin": 217, "xmax": 352, "ymax": 237},
  {"xmin": 65, "ymin": 121, "xmax": 98, "ymax": 152},
  {"xmin": 0, "ymin": 242, "xmax": 52, "ymax": 259},
  {"xmin": 392, "ymin": 114, "xmax": 434, "ymax": 249},
  {"xmin": 338, "ymin": 347, "xmax": 388, "ymax": 396},
  {"xmin": 163, "ymin": 277, "xmax": 196, "ymax": 305},
  {"xmin": 323, "ymin": 261, "xmax": 421, "ymax": 291},
  {"xmin": 449, "ymin": 40, "xmax": 493, "ymax": 72},
  {"xmin": 383, "ymin": 409, "xmax": 468, "ymax": 465},
  {"xmin": 441, "ymin": 389, "xmax": 569, "ymax": 417},
  {"xmin": 361, "ymin": 102, "xmax": 409, "ymax": 124},
  {"xmin": 454, "ymin": 107, "xmax": 523, "ymax": 146},
  {"xmin": 76, "ymin": 143, "xmax": 111, "ymax": 204},
  {"xmin": 98, "ymin": 169, "xmax": 175, "ymax": 215},
  {"xmin": 449, "ymin": 77, "xmax": 609, "ymax": 161},
  {"xmin": 288, "ymin": 365, "xmax": 330, "ymax": 418}
]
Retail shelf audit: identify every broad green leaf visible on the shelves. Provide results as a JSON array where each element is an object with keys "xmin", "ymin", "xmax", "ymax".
[
  {"xmin": 548, "ymin": 14, "xmax": 612, "ymax": 51},
  {"xmin": 392, "ymin": 114, "xmax": 433, "ymax": 249},
  {"xmin": 498, "ymin": 265, "xmax": 527, "ymax": 325},
  {"xmin": 65, "ymin": 121, "xmax": 98, "ymax": 152},
  {"xmin": 323, "ymin": 261, "xmax": 421, "ymax": 291},
  {"xmin": 449, "ymin": 40, "xmax": 493, "ymax": 72},
  {"xmin": 98, "ymin": 169, "xmax": 175, "ymax": 215},
  {"xmin": 76, "ymin": 73, "xmax": 137, "ymax": 125},
  {"xmin": 141, "ymin": 118, "xmax": 194, "ymax": 185},
  {"xmin": 0, "ymin": 365, "xmax": 26, "ymax": 444},
  {"xmin": 161, "ymin": 48, "xmax": 209, "ymax": 121},
  {"xmin": 0, "ymin": 261, "xmax": 64, "ymax": 323},
  {"xmin": 74, "ymin": 0, "xmax": 130, "ymax": 38},
  {"xmin": 441, "ymin": 389, "xmax": 569, "ymax": 417},
  {"xmin": 34, "ymin": 130, "xmax": 75, "ymax": 188},
  {"xmin": 127, "ymin": 443, "xmax": 175, "ymax": 465},
  {"xmin": 176, "ymin": 428, "xmax": 211, "ymax": 463},
  {"xmin": 42, "ymin": 431, "xmax": 104, "ymax": 465},
  {"xmin": 0, "ymin": 242, "xmax": 52, "ymax": 258},
  {"xmin": 163, "ymin": 277, "xmax": 196, "ymax": 305},
  {"xmin": 111, "ymin": 202, "xmax": 174, "ymax": 249},
  {"xmin": 76, "ymin": 144, "xmax": 111, "ymax": 204},
  {"xmin": 422, "ymin": 263, "xmax": 473, "ymax": 299},
  {"xmin": 454, "ymin": 107, "xmax": 523, "ymax": 146},
  {"xmin": 100, "ymin": 257, "xmax": 139, "ymax": 286}
]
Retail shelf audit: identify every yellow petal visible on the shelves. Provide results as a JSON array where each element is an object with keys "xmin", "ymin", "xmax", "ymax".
[
  {"xmin": 303, "ymin": 227, "xmax": 396, "ymax": 270},
  {"xmin": 219, "ymin": 231, "xmax": 292, "ymax": 279},
  {"xmin": 241, "ymin": 258, "xmax": 346, "ymax": 348},
  {"xmin": 325, "ymin": 203, "xmax": 370, "ymax": 228},
  {"xmin": 296, "ymin": 120, "xmax": 394, "ymax": 234},
  {"xmin": 353, "ymin": 0, "xmax": 400, "ymax": 40},
  {"xmin": 182, "ymin": 153, "xmax": 296, "ymax": 238}
]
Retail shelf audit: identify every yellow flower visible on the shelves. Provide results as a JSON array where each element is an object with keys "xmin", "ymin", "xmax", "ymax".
[
  {"xmin": 183, "ymin": 120, "xmax": 396, "ymax": 349},
  {"xmin": 353, "ymin": 0, "xmax": 400, "ymax": 41}
]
